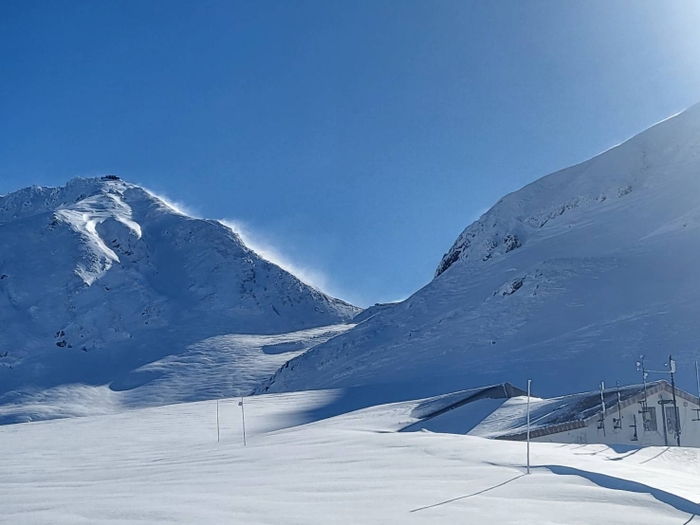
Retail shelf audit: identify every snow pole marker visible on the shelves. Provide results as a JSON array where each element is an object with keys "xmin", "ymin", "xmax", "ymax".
[
  {"xmin": 216, "ymin": 399, "xmax": 220, "ymax": 443},
  {"xmin": 239, "ymin": 398, "xmax": 247, "ymax": 446},
  {"xmin": 614, "ymin": 381, "xmax": 623, "ymax": 431},
  {"xmin": 599, "ymin": 381, "xmax": 606, "ymax": 437},
  {"xmin": 526, "ymin": 379, "xmax": 531, "ymax": 475}
]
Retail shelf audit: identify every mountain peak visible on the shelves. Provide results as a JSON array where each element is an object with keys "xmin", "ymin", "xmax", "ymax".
[
  {"xmin": 0, "ymin": 176, "xmax": 360, "ymax": 422},
  {"xmin": 260, "ymin": 103, "xmax": 700, "ymax": 405},
  {"xmin": 435, "ymin": 101, "xmax": 700, "ymax": 278}
]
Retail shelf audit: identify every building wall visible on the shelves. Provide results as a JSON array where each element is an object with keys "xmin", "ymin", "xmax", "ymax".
[{"xmin": 532, "ymin": 391, "xmax": 700, "ymax": 447}]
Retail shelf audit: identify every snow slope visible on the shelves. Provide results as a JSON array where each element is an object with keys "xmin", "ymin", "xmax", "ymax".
[
  {"xmin": 262, "ymin": 102, "xmax": 700, "ymax": 401},
  {"xmin": 0, "ymin": 177, "xmax": 359, "ymax": 422},
  {"xmin": 2, "ymin": 391, "xmax": 700, "ymax": 524}
]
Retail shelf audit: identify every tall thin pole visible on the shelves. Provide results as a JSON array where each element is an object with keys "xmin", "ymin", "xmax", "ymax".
[
  {"xmin": 239, "ymin": 397, "xmax": 247, "ymax": 447},
  {"xmin": 526, "ymin": 379, "xmax": 531, "ymax": 475},
  {"xmin": 600, "ymin": 381, "xmax": 606, "ymax": 437},
  {"xmin": 216, "ymin": 399, "xmax": 220, "ymax": 443},
  {"xmin": 694, "ymin": 360, "xmax": 700, "ymax": 423},
  {"xmin": 616, "ymin": 381, "xmax": 623, "ymax": 430},
  {"xmin": 639, "ymin": 355, "xmax": 648, "ymax": 410},
  {"xmin": 669, "ymin": 355, "xmax": 681, "ymax": 447}
]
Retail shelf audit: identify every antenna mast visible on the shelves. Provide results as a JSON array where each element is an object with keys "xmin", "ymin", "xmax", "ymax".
[
  {"xmin": 637, "ymin": 355, "xmax": 648, "ymax": 410},
  {"xmin": 614, "ymin": 381, "xmax": 623, "ymax": 430},
  {"xmin": 669, "ymin": 355, "xmax": 681, "ymax": 447},
  {"xmin": 640, "ymin": 355, "xmax": 682, "ymax": 447},
  {"xmin": 694, "ymin": 361, "xmax": 700, "ymax": 422}
]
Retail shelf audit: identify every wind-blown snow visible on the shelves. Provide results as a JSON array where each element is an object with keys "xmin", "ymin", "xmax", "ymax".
[
  {"xmin": 262, "ymin": 102, "xmax": 700, "ymax": 402},
  {"xmin": 0, "ymin": 177, "xmax": 360, "ymax": 422}
]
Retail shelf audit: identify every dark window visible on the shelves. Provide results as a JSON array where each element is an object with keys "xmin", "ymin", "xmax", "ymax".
[
  {"xmin": 642, "ymin": 406, "xmax": 657, "ymax": 432},
  {"xmin": 665, "ymin": 406, "xmax": 680, "ymax": 436}
]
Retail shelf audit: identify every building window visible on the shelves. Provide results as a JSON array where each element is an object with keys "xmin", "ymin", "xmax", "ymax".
[
  {"xmin": 642, "ymin": 406, "xmax": 657, "ymax": 432},
  {"xmin": 665, "ymin": 406, "xmax": 680, "ymax": 436}
]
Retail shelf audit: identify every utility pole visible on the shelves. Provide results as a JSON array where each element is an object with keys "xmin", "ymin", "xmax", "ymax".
[{"xmin": 526, "ymin": 379, "xmax": 531, "ymax": 475}]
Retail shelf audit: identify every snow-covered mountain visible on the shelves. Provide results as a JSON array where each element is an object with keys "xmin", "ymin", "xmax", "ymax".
[
  {"xmin": 0, "ymin": 177, "xmax": 359, "ymax": 422},
  {"xmin": 261, "ymin": 102, "xmax": 700, "ymax": 402}
]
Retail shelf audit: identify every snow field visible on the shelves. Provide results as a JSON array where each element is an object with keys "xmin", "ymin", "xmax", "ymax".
[
  {"xmin": 2, "ymin": 391, "xmax": 700, "ymax": 524},
  {"xmin": 0, "ymin": 324, "xmax": 353, "ymax": 424}
]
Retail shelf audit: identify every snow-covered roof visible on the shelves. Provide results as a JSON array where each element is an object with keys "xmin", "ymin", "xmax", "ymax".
[
  {"xmin": 471, "ymin": 380, "xmax": 699, "ymax": 440},
  {"xmin": 404, "ymin": 382, "xmax": 526, "ymax": 423},
  {"xmin": 399, "ymin": 382, "xmax": 527, "ymax": 435}
]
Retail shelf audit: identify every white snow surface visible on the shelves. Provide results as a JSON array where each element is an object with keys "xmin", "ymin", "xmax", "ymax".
[
  {"xmin": 262, "ymin": 102, "xmax": 700, "ymax": 401},
  {"xmin": 0, "ymin": 177, "xmax": 359, "ymax": 422},
  {"xmin": 2, "ymin": 391, "xmax": 700, "ymax": 524}
]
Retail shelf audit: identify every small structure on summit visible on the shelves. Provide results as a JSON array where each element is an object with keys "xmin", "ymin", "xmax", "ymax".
[{"xmin": 471, "ymin": 380, "xmax": 700, "ymax": 448}]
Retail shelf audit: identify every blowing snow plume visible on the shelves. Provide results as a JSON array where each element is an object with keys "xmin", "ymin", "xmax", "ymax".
[
  {"xmin": 219, "ymin": 219, "xmax": 330, "ymax": 293},
  {"xmin": 0, "ymin": 176, "xmax": 360, "ymax": 423}
]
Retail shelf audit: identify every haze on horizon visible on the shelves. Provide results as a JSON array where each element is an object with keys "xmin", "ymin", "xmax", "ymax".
[{"xmin": 2, "ymin": 1, "xmax": 700, "ymax": 307}]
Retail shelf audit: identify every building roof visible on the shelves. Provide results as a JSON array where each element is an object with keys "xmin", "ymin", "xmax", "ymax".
[
  {"xmin": 401, "ymin": 382, "xmax": 528, "ymax": 434},
  {"xmin": 409, "ymin": 382, "xmax": 527, "ymax": 422},
  {"xmin": 470, "ymin": 380, "xmax": 699, "ymax": 441}
]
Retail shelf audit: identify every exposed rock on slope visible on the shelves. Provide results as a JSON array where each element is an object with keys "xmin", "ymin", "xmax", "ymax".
[
  {"xmin": 0, "ymin": 177, "xmax": 359, "ymax": 421},
  {"xmin": 261, "ymin": 103, "xmax": 700, "ymax": 401}
]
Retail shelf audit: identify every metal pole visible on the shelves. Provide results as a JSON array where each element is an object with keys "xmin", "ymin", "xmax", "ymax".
[
  {"xmin": 600, "ymin": 381, "xmax": 606, "ymax": 437},
  {"xmin": 616, "ymin": 381, "xmax": 623, "ymax": 430},
  {"xmin": 640, "ymin": 355, "xmax": 648, "ymax": 409},
  {"xmin": 695, "ymin": 360, "xmax": 700, "ymax": 402},
  {"xmin": 669, "ymin": 355, "xmax": 681, "ymax": 447},
  {"xmin": 216, "ymin": 399, "xmax": 220, "ymax": 443},
  {"xmin": 239, "ymin": 398, "xmax": 247, "ymax": 447},
  {"xmin": 526, "ymin": 379, "xmax": 531, "ymax": 475}
]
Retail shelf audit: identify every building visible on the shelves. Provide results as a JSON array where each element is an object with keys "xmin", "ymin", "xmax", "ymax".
[
  {"xmin": 471, "ymin": 380, "xmax": 700, "ymax": 447},
  {"xmin": 401, "ymin": 382, "xmax": 527, "ymax": 435}
]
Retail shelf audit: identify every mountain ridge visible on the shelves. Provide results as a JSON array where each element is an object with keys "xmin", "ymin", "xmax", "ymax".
[
  {"xmin": 260, "ymin": 102, "xmax": 700, "ymax": 403},
  {"xmin": 0, "ymin": 176, "xmax": 359, "ymax": 422}
]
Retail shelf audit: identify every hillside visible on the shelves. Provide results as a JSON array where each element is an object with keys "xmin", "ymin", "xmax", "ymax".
[
  {"xmin": 0, "ymin": 177, "xmax": 359, "ymax": 422},
  {"xmin": 261, "ymin": 103, "xmax": 700, "ymax": 402}
]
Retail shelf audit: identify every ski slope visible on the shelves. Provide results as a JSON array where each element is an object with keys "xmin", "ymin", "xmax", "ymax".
[
  {"xmin": 2, "ymin": 392, "xmax": 700, "ymax": 524},
  {"xmin": 262, "ymin": 102, "xmax": 700, "ymax": 401}
]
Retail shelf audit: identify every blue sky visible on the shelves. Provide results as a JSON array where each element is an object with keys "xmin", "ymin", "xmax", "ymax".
[{"xmin": 1, "ymin": 1, "xmax": 700, "ymax": 306}]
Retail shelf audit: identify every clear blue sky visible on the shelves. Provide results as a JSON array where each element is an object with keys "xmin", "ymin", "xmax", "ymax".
[{"xmin": 1, "ymin": 1, "xmax": 700, "ymax": 306}]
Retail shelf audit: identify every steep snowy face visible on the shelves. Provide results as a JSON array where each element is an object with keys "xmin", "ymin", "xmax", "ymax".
[
  {"xmin": 436, "ymin": 103, "xmax": 700, "ymax": 277},
  {"xmin": 0, "ymin": 177, "xmax": 359, "ymax": 418},
  {"xmin": 261, "ymin": 103, "xmax": 700, "ymax": 401}
]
